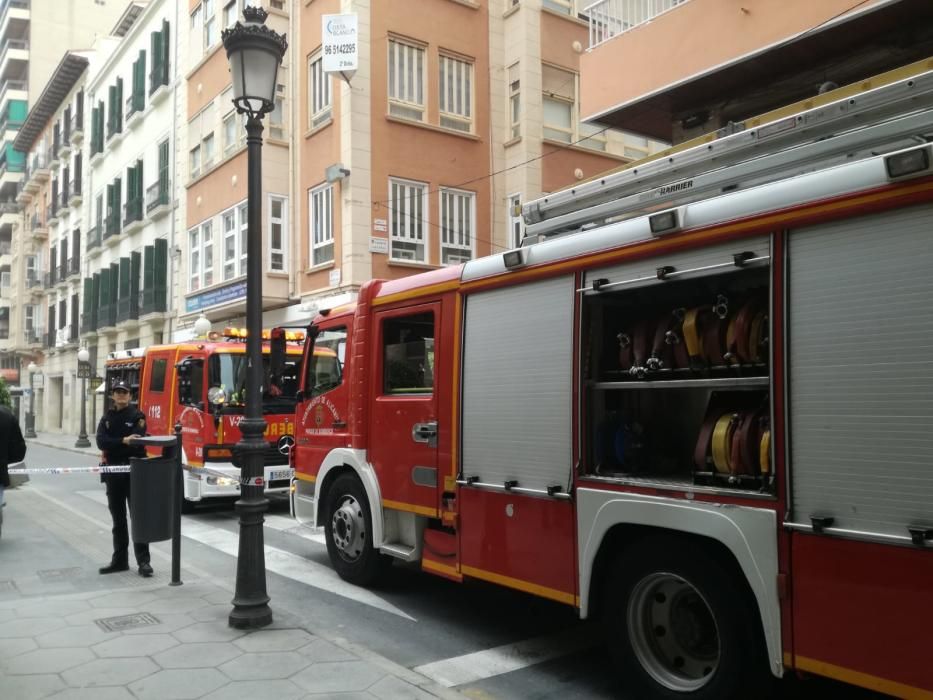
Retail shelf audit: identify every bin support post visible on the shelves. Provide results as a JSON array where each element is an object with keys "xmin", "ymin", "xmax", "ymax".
[{"xmin": 170, "ymin": 422, "xmax": 183, "ymax": 587}]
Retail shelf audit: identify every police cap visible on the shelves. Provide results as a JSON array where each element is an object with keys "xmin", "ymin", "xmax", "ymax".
[{"xmin": 111, "ymin": 380, "xmax": 131, "ymax": 393}]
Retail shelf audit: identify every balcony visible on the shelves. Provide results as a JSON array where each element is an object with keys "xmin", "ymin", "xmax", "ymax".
[
  {"xmin": 80, "ymin": 312, "xmax": 96, "ymax": 336},
  {"xmin": 0, "ymin": 1, "xmax": 30, "ymax": 37},
  {"xmin": 59, "ymin": 184, "xmax": 70, "ymax": 213},
  {"xmin": 25, "ymin": 326, "xmax": 42, "ymax": 347},
  {"xmin": 69, "ymin": 112, "xmax": 83, "ymax": 144},
  {"xmin": 55, "ymin": 324, "xmax": 76, "ymax": 347},
  {"xmin": 86, "ymin": 224, "xmax": 101, "ymax": 251},
  {"xmin": 140, "ymin": 285, "xmax": 167, "ymax": 316},
  {"xmin": 25, "ymin": 272, "xmax": 41, "ymax": 294},
  {"xmin": 57, "ymin": 131, "xmax": 71, "ymax": 159},
  {"xmin": 98, "ymin": 302, "xmax": 116, "ymax": 330},
  {"xmin": 46, "ymin": 203, "xmax": 58, "ymax": 227},
  {"xmin": 0, "ymin": 39, "xmax": 28, "ymax": 80},
  {"xmin": 67, "ymin": 255, "xmax": 79, "ymax": 279},
  {"xmin": 122, "ymin": 198, "xmax": 143, "ymax": 234},
  {"xmin": 0, "ymin": 79, "xmax": 26, "ymax": 116},
  {"xmin": 56, "ymin": 261, "xmax": 67, "ymax": 288},
  {"xmin": 116, "ymin": 293, "xmax": 139, "ymax": 325},
  {"xmin": 26, "ymin": 152, "xmax": 48, "ymax": 188},
  {"xmin": 587, "ymin": 0, "xmax": 687, "ymax": 48},
  {"xmin": 28, "ymin": 211, "xmax": 46, "ymax": 239},
  {"xmin": 68, "ymin": 178, "xmax": 81, "ymax": 207},
  {"xmin": 103, "ymin": 212, "xmax": 120, "ymax": 242},
  {"xmin": 125, "ymin": 94, "xmax": 144, "ymax": 129},
  {"xmin": 48, "ymin": 140, "xmax": 59, "ymax": 169},
  {"xmin": 145, "ymin": 179, "xmax": 171, "ymax": 219},
  {"xmin": 45, "ymin": 328, "xmax": 54, "ymax": 348}
]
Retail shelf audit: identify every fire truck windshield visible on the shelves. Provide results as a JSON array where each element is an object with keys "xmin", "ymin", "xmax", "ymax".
[{"xmin": 209, "ymin": 352, "xmax": 300, "ymax": 413}]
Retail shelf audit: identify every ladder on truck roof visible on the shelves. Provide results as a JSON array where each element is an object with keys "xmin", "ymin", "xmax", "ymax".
[{"xmin": 522, "ymin": 62, "xmax": 933, "ymax": 240}]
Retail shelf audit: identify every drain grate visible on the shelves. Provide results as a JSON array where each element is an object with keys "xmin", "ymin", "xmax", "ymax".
[
  {"xmin": 37, "ymin": 567, "xmax": 82, "ymax": 582},
  {"xmin": 95, "ymin": 612, "xmax": 161, "ymax": 632}
]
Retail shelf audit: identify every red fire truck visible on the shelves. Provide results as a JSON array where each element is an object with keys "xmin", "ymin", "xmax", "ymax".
[
  {"xmin": 105, "ymin": 328, "xmax": 304, "ymax": 510},
  {"xmin": 286, "ymin": 65, "xmax": 933, "ymax": 698}
]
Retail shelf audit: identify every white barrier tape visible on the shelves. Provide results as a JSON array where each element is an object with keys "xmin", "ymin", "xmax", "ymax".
[{"xmin": 8, "ymin": 464, "xmax": 292, "ymax": 487}]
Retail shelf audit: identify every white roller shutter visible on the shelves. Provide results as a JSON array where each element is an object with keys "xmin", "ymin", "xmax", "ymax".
[
  {"xmin": 461, "ymin": 275, "xmax": 574, "ymax": 492},
  {"xmin": 788, "ymin": 203, "xmax": 933, "ymax": 538}
]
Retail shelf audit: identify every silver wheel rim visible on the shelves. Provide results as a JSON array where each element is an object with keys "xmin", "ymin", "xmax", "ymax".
[
  {"xmin": 331, "ymin": 494, "xmax": 366, "ymax": 563},
  {"xmin": 627, "ymin": 572, "xmax": 720, "ymax": 692}
]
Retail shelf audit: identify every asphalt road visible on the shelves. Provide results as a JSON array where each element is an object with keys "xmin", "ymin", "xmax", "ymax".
[{"xmin": 3, "ymin": 442, "xmax": 891, "ymax": 700}]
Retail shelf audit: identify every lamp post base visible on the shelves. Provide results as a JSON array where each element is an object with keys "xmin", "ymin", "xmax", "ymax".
[
  {"xmin": 228, "ymin": 604, "xmax": 273, "ymax": 629},
  {"xmin": 75, "ymin": 435, "xmax": 91, "ymax": 448}
]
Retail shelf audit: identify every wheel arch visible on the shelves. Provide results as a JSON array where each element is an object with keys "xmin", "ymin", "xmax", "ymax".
[
  {"xmin": 577, "ymin": 488, "xmax": 782, "ymax": 678},
  {"xmin": 314, "ymin": 448, "xmax": 385, "ymax": 547}
]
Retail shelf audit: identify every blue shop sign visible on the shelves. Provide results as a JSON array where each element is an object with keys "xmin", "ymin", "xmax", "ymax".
[{"xmin": 186, "ymin": 280, "xmax": 247, "ymax": 313}]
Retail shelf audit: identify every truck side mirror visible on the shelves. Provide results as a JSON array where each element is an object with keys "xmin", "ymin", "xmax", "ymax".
[{"xmin": 270, "ymin": 328, "xmax": 286, "ymax": 381}]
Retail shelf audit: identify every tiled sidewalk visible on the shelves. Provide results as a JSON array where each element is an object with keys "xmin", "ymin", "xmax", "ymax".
[{"xmin": 0, "ymin": 579, "xmax": 456, "ymax": 699}]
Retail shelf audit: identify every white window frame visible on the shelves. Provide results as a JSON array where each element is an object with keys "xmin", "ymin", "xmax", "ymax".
[
  {"xmin": 308, "ymin": 52, "xmax": 332, "ymax": 128},
  {"xmin": 388, "ymin": 177, "xmax": 427, "ymax": 263},
  {"xmin": 238, "ymin": 202, "xmax": 248, "ymax": 276},
  {"xmin": 542, "ymin": 0, "xmax": 574, "ymax": 14},
  {"xmin": 439, "ymin": 54, "xmax": 473, "ymax": 133},
  {"xmin": 222, "ymin": 0, "xmax": 237, "ymax": 29},
  {"xmin": 387, "ymin": 38, "xmax": 425, "ymax": 122},
  {"xmin": 221, "ymin": 206, "xmax": 239, "ymax": 281},
  {"xmin": 189, "ymin": 145, "xmax": 201, "ymax": 180},
  {"xmin": 203, "ymin": 0, "xmax": 217, "ymax": 50},
  {"xmin": 188, "ymin": 227, "xmax": 201, "ymax": 291},
  {"xmin": 189, "ymin": 221, "xmax": 214, "ymax": 291},
  {"xmin": 309, "ymin": 183, "xmax": 334, "ymax": 267},
  {"xmin": 269, "ymin": 83, "xmax": 286, "ymax": 140},
  {"xmin": 508, "ymin": 62, "xmax": 520, "ymax": 140},
  {"xmin": 439, "ymin": 187, "xmax": 475, "ymax": 265},
  {"xmin": 268, "ymin": 194, "xmax": 287, "ymax": 272},
  {"xmin": 202, "ymin": 132, "xmax": 215, "ymax": 170},
  {"xmin": 223, "ymin": 110, "xmax": 239, "ymax": 156},
  {"xmin": 508, "ymin": 193, "xmax": 523, "ymax": 248}
]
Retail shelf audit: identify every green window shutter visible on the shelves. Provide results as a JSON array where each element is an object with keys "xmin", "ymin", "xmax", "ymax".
[
  {"xmin": 136, "ymin": 159, "xmax": 144, "ymax": 200},
  {"xmin": 82, "ymin": 278, "xmax": 92, "ymax": 315},
  {"xmin": 116, "ymin": 78, "xmax": 123, "ymax": 132},
  {"xmin": 105, "ymin": 183, "xmax": 113, "ymax": 225},
  {"xmin": 154, "ymin": 239, "xmax": 168, "ymax": 311},
  {"xmin": 161, "ymin": 20, "xmax": 170, "ymax": 85},
  {"xmin": 150, "ymin": 30, "xmax": 160, "ymax": 95},
  {"xmin": 107, "ymin": 86, "xmax": 116, "ymax": 135},
  {"xmin": 109, "ymin": 263, "xmax": 119, "ymax": 319},
  {"xmin": 158, "ymin": 140, "xmax": 169, "ymax": 195},
  {"xmin": 99, "ymin": 267, "xmax": 110, "ymax": 306},
  {"xmin": 143, "ymin": 245, "xmax": 154, "ymax": 288},
  {"xmin": 119, "ymin": 257, "xmax": 130, "ymax": 300},
  {"xmin": 115, "ymin": 177, "xmax": 122, "ymax": 226},
  {"xmin": 91, "ymin": 273, "xmax": 100, "ymax": 326},
  {"xmin": 130, "ymin": 252, "xmax": 141, "ymax": 315},
  {"xmin": 135, "ymin": 50, "xmax": 146, "ymax": 110},
  {"xmin": 90, "ymin": 107, "xmax": 98, "ymax": 153}
]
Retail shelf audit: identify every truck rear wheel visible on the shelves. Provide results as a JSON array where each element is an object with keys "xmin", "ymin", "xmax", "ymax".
[
  {"xmin": 323, "ymin": 473, "xmax": 390, "ymax": 586},
  {"xmin": 603, "ymin": 537, "xmax": 767, "ymax": 699}
]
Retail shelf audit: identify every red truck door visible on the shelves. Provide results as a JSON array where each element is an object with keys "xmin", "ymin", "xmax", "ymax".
[
  {"xmin": 369, "ymin": 303, "xmax": 440, "ymax": 516},
  {"xmin": 138, "ymin": 349, "xmax": 175, "ymax": 445}
]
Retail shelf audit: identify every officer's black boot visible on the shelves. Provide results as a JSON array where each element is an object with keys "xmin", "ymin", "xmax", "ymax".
[{"xmin": 99, "ymin": 558, "xmax": 130, "ymax": 574}]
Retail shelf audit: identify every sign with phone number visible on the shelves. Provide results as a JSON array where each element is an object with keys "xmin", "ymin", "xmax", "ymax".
[{"xmin": 322, "ymin": 14, "xmax": 358, "ymax": 73}]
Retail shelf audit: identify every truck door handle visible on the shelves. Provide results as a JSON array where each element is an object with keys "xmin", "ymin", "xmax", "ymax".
[
  {"xmin": 332, "ymin": 420, "xmax": 347, "ymax": 429},
  {"xmin": 412, "ymin": 421, "xmax": 437, "ymax": 445}
]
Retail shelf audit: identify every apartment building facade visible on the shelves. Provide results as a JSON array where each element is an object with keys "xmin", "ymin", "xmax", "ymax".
[
  {"xmin": 292, "ymin": 0, "xmax": 665, "ymax": 316},
  {"xmin": 178, "ymin": 0, "xmax": 292, "ymax": 337}
]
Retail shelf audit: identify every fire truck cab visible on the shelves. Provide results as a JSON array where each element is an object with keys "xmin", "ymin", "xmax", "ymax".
[
  {"xmin": 105, "ymin": 328, "xmax": 304, "ymax": 509},
  {"xmin": 287, "ymin": 65, "xmax": 933, "ymax": 699}
]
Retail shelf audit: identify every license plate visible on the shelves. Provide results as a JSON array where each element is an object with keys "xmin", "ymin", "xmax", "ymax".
[{"xmin": 269, "ymin": 469, "xmax": 292, "ymax": 481}]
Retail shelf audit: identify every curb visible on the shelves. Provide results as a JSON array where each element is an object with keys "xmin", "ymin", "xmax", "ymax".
[{"xmin": 27, "ymin": 436, "xmax": 99, "ymax": 457}]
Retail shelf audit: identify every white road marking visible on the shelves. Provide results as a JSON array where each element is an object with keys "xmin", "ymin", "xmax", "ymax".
[
  {"xmin": 75, "ymin": 490, "xmax": 412, "ymax": 621},
  {"xmin": 413, "ymin": 627, "xmax": 596, "ymax": 688}
]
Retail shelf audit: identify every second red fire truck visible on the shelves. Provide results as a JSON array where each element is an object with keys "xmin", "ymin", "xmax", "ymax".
[
  {"xmin": 105, "ymin": 328, "xmax": 304, "ymax": 509},
  {"xmin": 284, "ymin": 65, "xmax": 933, "ymax": 698}
]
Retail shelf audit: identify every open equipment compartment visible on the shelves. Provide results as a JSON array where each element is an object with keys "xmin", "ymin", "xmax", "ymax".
[{"xmin": 581, "ymin": 236, "xmax": 774, "ymax": 495}]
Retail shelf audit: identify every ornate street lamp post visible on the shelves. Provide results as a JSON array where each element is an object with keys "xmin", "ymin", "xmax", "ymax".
[
  {"xmin": 222, "ymin": 6, "xmax": 287, "ymax": 630},
  {"xmin": 75, "ymin": 347, "xmax": 91, "ymax": 448},
  {"xmin": 25, "ymin": 361, "xmax": 37, "ymax": 438}
]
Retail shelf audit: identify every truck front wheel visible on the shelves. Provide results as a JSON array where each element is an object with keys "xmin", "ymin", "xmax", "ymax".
[
  {"xmin": 603, "ymin": 537, "xmax": 768, "ymax": 699},
  {"xmin": 323, "ymin": 473, "xmax": 390, "ymax": 586}
]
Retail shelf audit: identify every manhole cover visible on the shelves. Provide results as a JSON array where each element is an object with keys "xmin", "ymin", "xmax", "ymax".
[
  {"xmin": 0, "ymin": 580, "xmax": 16, "ymax": 592},
  {"xmin": 38, "ymin": 567, "xmax": 82, "ymax": 581},
  {"xmin": 95, "ymin": 613, "xmax": 161, "ymax": 632}
]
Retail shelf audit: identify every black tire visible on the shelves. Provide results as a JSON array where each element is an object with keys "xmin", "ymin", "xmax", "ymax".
[
  {"xmin": 323, "ymin": 473, "xmax": 391, "ymax": 586},
  {"xmin": 180, "ymin": 497, "xmax": 196, "ymax": 514},
  {"xmin": 602, "ymin": 536, "xmax": 769, "ymax": 700}
]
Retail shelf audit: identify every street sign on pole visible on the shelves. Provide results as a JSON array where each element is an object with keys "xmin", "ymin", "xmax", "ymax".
[
  {"xmin": 322, "ymin": 14, "xmax": 357, "ymax": 83},
  {"xmin": 77, "ymin": 361, "xmax": 92, "ymax": 380}
]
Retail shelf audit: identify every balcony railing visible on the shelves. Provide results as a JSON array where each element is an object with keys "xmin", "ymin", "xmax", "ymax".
[
  {"xmin": 70, "ymin": 112, "xmax": 83, "ymax": 140},
  {"xmin": 99, "ymin": 302, "xmax": 116, "ymax": 329},
  {"xmin": 123, "ymin": 198, "xmax": 143, "ymax": 228},
  {"xmin": 42, "ymin": 269, "xmax": 54, "ymax": 288},
  {"xmin": 68, "ymin": 177, "xmax": 81, "ymax": 202},
  {"xmin": 140, "ymin": 285, "xmax": 167, "ymax": 315},
  {"xmin": 28, "ymin": 152, "xmax": 47, "ymax": 180},
  {"xmin": 25, "ymin": 273, "xmax": 41, "ymax": 290},
  {"xmin": 45, "ymin": 329, "xmax": 55, "ymax": 348},
  {"xmin": 25, "ymin": 326, "xmax": 42, "ymax": 345},
  {"xmin": 87, "ymin": 224, "xmax": 101, "ymax": 250},
  {"xmin": 116, "ymin": 293, "xmax": 139, "ymax": 323},
  {"xmin": 58, "ymin": 259, "xmax": 67, "ymax": 281},
  {"xmin": 103, "ymin": 212, "xmax": 120, "ymax": 239},
  {"xmin": 125, "ymin": 95, "xmax": 139, "ymax": 122},
  {"xmin": 586, "ymin": 0, "xmax": 688, "ymax": 48},
  {"xmin": 80, "ymin": 312, "xmax": 95, "ymax": 334},
  {"xmin": 0, "ymin": 79, "xmax": 26, "ymax": 111},
  {"xmin": 60, "ymin": 183, "xmax": 70, "ymax": 209},
  {"xmin": 145, "ymin": 179, "xmax": 170, "ymax": 214},
  {"xmin": 0, "ymin": 39, "xmax": 29, "ymax": 66},
  {"xmin": 68, "ymin": 255, "xmax": 79, "ymax": 277}
]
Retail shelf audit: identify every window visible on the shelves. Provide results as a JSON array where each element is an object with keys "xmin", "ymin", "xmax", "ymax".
[
  {"xmin": 309, "ymin": 53, "xmax": 331, "ymax": 128},
  {"xmin": 439, "ymin": 188, "xmax": 474, "ymax": 265},
  {"xmin": 203, "ymin": 0, "xmax": 217, "ymax": 49},
  {"xmin": 189, "ymin": 222, "xmax": 213, "ymax": 291},
  {"xmin": 222, "ymin": 208, "xmax": 239, "ymax": 280},
  {"xmin": 223, "ymin": 0, "xmax": 237, "ymax": 28},
  {"xmin": 270, "ymin": 83, "xmax": 285, "ymax": 140},
  {"xmin": 25, "ymin": 254, "xmax": 37, "ymax": 284},
  {"xmin": 388, "ymin": 39, "xmax": 425, "ymax": 121},
  {"xmin": 269, "ymin": 195, "xmax": 286, "ymax": 271},
  {"xmin": 508, "ymin": 193, "xmax": 523, "ymax": 248},
  {"xmin": 238, "ymin": 202, "xmax": 248, "ymax": 276},
  {"xmin": 383, "ymin": 312, "xmax": 434, "ymax": 395},
  {"xmin": 542, "ymin": 64, "xmax": 574, "ymax": 143},
  {"xmin": 223, "ymin": 111, "xmax": 239, "ymax": 155},
  {"xmin": 579, "ymin": 121, "xmax": 607, "ymax": 151},
  {"xmin": 439, "ymin": 54, "xmax": 473, "ymax": 132},
  {"xmin": 309, "ymin": 183, "xmax": 333, "ymax": 266},
  {"xmin": 189, "ymin": 145, "xmax": 201, "ymax": 179},
  {"xmin": 202, "ymin": 132, "xmax": 215, "ymax": 170},
  {"xmin": 543, "ymin": 0, "xmax": 573, "ymax": 14},
  {"xmin": 307, "ymin": 326, "xmax": 346, "ymax": 398},
  {"xmin": 149, "ymin": 358, "xmax": 167, "ymax": 392},
  {"xmin": 508, "ymin": 62, "xmax": 520, "ymax": 139},
  {"xmin": 389, "ymin": 178, "xmax": 427, "ymax": 263}
]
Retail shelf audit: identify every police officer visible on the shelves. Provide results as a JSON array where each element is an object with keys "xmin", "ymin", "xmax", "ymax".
[{"xmin": 96, "ymin": 380, "xmax": 152, "ymax": 577}]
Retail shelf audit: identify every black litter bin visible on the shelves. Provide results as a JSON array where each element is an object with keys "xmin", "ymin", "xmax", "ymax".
[{"xmin": 130, "ymin": 456, "xmax": 176, "ymax": 543}]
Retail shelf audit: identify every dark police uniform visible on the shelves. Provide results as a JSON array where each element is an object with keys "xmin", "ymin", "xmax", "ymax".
[{"xmin": 96, "ymin": 381, "xmax": 150, "ymax": 573}]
